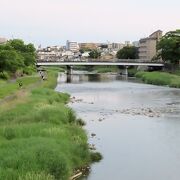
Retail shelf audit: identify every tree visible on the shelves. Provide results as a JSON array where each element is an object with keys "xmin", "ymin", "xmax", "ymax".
[
  {"xmin": 8, "ymin": 39, "xmax": 26, "ymax": 52},
  {"xmin": 8, "ymin": 39, "xmax": 36, "ymax": 65},
  {"xmin": 89, "ymin": 50, "xmax": 101, "ymax": 59},
  {"xmin": 0, "ymin": 50, "xmax": 24, "ymax": 73},
  {"xmin": 116, "ymin": 46, "xmax": 139, "ymax": 59},
  {"xmin": 0, "ymin": 39, "xmax": 36, "ymax": 75},
  {"xmin": 157, "ymin": 30, "xmax": 180, "ymax": 64}
]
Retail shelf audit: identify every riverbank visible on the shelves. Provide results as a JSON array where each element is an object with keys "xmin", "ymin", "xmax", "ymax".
[
  {"xmin": 0, "ymin": 69, "xmax": 101, "ymax": 180},
  {"xmin": 135, "ymin": 71, "xmax": 180, "ymax": 88}
]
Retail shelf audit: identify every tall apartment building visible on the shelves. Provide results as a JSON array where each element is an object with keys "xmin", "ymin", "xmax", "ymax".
[
  {"xmin": 138, "ymin": 30, "xmax": 162, "ymax": 60},
  {"xmin": 66, "ymin": 40, "xmax": 79, "ymax": 52}
]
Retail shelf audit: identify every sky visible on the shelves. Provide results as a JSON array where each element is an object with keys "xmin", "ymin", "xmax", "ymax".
[{"xmin": 0, "ymin": 0, "xmax": 179, "ymax": 47}]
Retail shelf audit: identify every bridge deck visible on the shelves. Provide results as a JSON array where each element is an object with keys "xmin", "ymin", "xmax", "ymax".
[{"xmin": 37, "ymin": 61, "xmax": 164, "ymax": 67}]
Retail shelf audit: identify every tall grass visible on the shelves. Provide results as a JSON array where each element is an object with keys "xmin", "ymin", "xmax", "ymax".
[
  {"xmin": 0, "ymin": 69, "xmax": 100, "ymax": 180},
  {"xmin": 135, "ymin": 71, "xmax": 180, "ymax": 88}
]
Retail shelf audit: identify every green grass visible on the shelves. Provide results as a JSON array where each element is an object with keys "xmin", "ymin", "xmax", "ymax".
[
  {"xmin": 0, "ymin": 69, "xmax": 101, "ymax": 180},
  {"xmin": 135, "ymin": 71, "xmax": 180, "ymax": 88},
  {"xmin": 128, "ymin": 68, "xmax": 138, "ymax": 76},
  {"xmin": 0, "ymin": 76, "xmax": 40, "ymax": 99},
  {"xmin": 93, "ymin": 66, "xmax": 119, "ymax": 73}
]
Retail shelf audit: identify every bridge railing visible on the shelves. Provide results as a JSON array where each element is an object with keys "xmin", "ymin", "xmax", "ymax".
[{"xmin": 37, "ymin": 59, "xmax": 164, "ymax": 64}]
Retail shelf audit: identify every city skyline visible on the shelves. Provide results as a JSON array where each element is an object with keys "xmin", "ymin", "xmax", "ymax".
[{"xmin": 0, "ymin": 0, "xmax": 179, "ymax": 47}]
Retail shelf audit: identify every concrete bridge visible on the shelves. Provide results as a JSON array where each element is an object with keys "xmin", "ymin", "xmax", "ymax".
[{"xmin": 36, "ymin": 59, "xmax": 164, "ymax": 75}]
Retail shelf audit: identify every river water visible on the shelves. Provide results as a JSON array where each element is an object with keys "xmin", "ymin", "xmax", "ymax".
[{"xmin": 56, "ymin": 72, "xmax": 180, "ymax": 180}]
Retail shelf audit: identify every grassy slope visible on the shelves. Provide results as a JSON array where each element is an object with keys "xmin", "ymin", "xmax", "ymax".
[
  {"xmin": 135, "ymin": 71, "xmax": 180, "ymax": 88},
  {"xmin": 0, "ymin": 69, "xmax": 97, "ymax": 180}
]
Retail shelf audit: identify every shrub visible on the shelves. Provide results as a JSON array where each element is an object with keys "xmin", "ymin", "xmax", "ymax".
[
  {"xmin": 76, "ymin": 118, "xmax": 86, "ymax": 126},
  {"xmin": 23, "ymin": 66, "xmax": 35, "ymax": 75},
  {"xmin": 0, "ymin": 71, "xmax": 9, "ymax": 80},
  {"xmin": 90, "ymin": 152, "xmax": 103, "ymax": 162}
]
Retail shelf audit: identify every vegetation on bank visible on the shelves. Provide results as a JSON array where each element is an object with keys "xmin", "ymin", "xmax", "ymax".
[
  {"xmin": 135, "ymin": 71, "xmax": 180, "ymax": 88},
  {"xmin": 0, "ymin": 69, "xmax": 101, "ymax": 180},
  {"xmin": 0, "ymin": 39, "xmax": 36, "ymax": 80},
  {"xmin": 0, "ymin": 76, "xmax": 40, "ymax": 99},
  {"xmin": 93, "ymin": 66, "xmax": 119, "ymax": 73}
]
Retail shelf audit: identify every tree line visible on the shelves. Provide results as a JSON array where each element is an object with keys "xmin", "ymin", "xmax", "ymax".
[{"xmin": 0, "ymin": 39, "xmax": 36, "ymax": 79}]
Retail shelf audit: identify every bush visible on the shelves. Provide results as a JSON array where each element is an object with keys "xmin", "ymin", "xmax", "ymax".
[
  {"xmin": 76, "ymin": 118, "xmax": 86, "ymax": 126},
  {"xmin": 23, "ymin": 66, "xmax": 35, "ymax": 75},
  {"xmin": 0, "ymin": 71, "xmax": 9, "ymax": 80},
  {"xmin": 90, "ymin": 152, "xmax": 103, "ymax": 162}
]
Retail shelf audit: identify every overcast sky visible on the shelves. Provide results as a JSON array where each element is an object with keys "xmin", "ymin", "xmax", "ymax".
[{"xmin": 0, "ymin": 0, "xmax": 179, "ymax": 47}]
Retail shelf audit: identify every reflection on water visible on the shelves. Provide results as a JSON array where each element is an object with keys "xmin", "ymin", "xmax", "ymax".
[{"xmin": 56, "ymin": 72, "xmax": 180, "ymax": 180}]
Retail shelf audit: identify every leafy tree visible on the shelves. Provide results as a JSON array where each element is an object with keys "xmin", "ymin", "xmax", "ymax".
[
  {"xmin": 0, "ymin": 50, "xmax": 24, "ymax": 73},
  {"xmin": 89, "ymin": 50, "xmax": 101, "ymax": 59},
  {"xmin": 0, "ymin": 39, "xmax": 36, "ymax": 76},
  {"xmin": 116, "ymin": 46, "xmax": 139, "ymax": 59},
  {"xmin": 8, "ymin": 39, "xmax": 36, "ymax": 65},
  {"xmin": 21, "ymin": 52, "xmax": 36, "ymax": 66},
  {"xmin": 157, "ymin": 30, "xmax": 180, "ymax": 64},
  {"xmin": 8, "ymin": 39, "xmax": 26, "ymax": 52}
]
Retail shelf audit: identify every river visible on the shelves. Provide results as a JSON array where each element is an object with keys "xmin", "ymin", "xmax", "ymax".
[{"xmin": 56, "ymin": 71, "xmax": 180, "ymax": 180}]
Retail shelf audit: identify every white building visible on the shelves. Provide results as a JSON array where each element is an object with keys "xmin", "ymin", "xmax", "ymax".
[{"xmin": 66, "ymin": 40, "xmax": 79, "ymax": 52}]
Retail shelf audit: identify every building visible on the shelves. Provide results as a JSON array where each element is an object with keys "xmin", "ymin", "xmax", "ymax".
[
  {"xmin": 125, "ymin": 41, "xmax": 131, "ymax": 46},
  {"xmin": 138, "ymin": 30, "xmax": 162, "ymax": 60},
  {"xmin": 132, "ymin": 41, "xmax": 139, "ymax": 47},
  {"xmin": 112, "ymin": 43, "xmax": 125, "ymax": 50},
  {"xmin": 79, "ymin": 43, "xmax": 97, "ymax": 50},
  {"xmin": 0, "ymin": 37, "xmax": 7, "ymax": 44},
  {"xmin": 66, "ymin": 40, "xmax": 79, "ymax": 52}
]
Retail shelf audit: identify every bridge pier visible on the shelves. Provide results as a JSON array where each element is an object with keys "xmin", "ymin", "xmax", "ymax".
[
  {"xmin": 67, "ymin": 74, "xmax": 72, "ymax": 83},
  {"xmin": 66, "ymin": 65, "xmax": 73, "ymax": 75},
  {"xmin": 122, "ymin": 66, "xmax": 128, "ymax": 76}
]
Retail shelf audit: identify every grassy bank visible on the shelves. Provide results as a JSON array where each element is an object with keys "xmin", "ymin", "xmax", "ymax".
[
  {"xmin": 135, "ymin": 71, "xmax": 180, "ymax": 88},
  {"xmin": 0, "ymin": 76, "xmax": 40, "ymax": 99},
  {"xmin": 0, "ymin": 69, "xmax": 101, "ymax": 180},
  {"xmin": 93, "ymin": 65, "xmax": 119, "ymax": 73}
]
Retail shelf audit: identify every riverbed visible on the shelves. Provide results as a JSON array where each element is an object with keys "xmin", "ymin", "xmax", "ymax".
[{"xmin": 56, "ymin": 72, "xmax": 180, "ymax": 180}]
